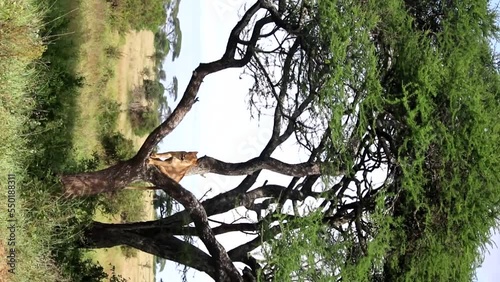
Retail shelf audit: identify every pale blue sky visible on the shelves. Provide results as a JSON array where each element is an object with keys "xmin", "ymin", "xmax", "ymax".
[
  {"xmin": 158, "ymin": 1, "xmax": 259, "ymax": 280},
  {"xmin": 158, "ymin": 1, "xmax": 500, "ymax": 281}
]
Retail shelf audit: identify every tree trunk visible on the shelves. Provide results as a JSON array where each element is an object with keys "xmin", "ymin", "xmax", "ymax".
[
  {"xmin": 80, "ymin": 221, "xmax": 217, "ymax": 279},
  {"xmin": 61, "ymin": 159, "xmax": 143, "ymax": 197}
]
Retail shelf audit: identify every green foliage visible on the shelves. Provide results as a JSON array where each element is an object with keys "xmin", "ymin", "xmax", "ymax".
[
  {"xmin": 25, "ymin": 0, "xmax": 87, "ymax": 177},
  {"xmin": 100, "ymin": 131, "xmax": 135, "ymax": 163},
  {"xmin": 97, "ymin": 98, "xmax": 121, "ymax": 134},
  {"xmin": 0, "ymin": 1, "xmax": 46, "ymax": 65},
  {"xmin": 98, "ymin": 189, "xmax": 146, "ymax": 222},
  {"xmin": 127, "ymin": 79, "xmax": 162, "ymax": 136},
  {"xmin": 52, "ymin": 245, "xmax": 108, "ymax": 282},
  {"xmin": 314, "ymin": 0, "xmax": 500, "ymax": 281},
  {"xmin": 260, "ymin": 195, "xmax": 394, "ymax": 282},
  {"xmin": 120, "ymin": 245, "xmax": 139, "ymax": 258},
  {"xmin": 170, "ymin": 76, "xmax": 178, "ymax": 100},
  {"xmin": 131, "ymin": 108, "xmax": 160, "ymax": 136},
  {"xmin": 109, "ymin": 265, "xmax": 128, "ymax": 282},
  {"xmin": 0, "ymin": 0, "xmax": 45, "ymax": 184},
  {"xmin": 19, "ymin": 173, "xmax": 103, "ymax": 281},
  {"xmin": 143, "ymin": 78, "xmax": 165, "ymax": 100},
  {"xmin": 107, "ymin": 0, "xmax": 169, "ymax": 32},
  {"xmin": 152, "ymin": 0, "xmax": 182, "ymax": 69},
  {"xmin": 104, "ymin": 45, "xmax": 123, "ymax": 59},
  {"xmin": 1, "ymin": 0, "xmax": 155, "ymax": 280},
  {"xmin": 260, "ymin": 212, "xmax": 334, "ymax": 281},
  {"xmin": 0, "ymin": 0, "xmax": 109, "ymax": 281},
  {"xmin": 153, "ymin": 191, "xmax": 174, "ymax": 217},
  {"xmin": 159, "ymin": 69, "xmax": 167, "ymax": 80},
  {"xmin": 172, "ymin": 17, "xmax": 182, "ymax": 60},
  {"xmin": 154, "ymin": 29, "xmax": 172, "ymax": 55}
]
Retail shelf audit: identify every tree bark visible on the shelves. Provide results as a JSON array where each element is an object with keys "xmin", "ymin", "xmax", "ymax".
[
  {"xmin": 189, "ymin": 156, "xmax": 325, "ymax": 177},
  {"xmin": 147, "ymin": 167, "xmax": 244, "ymax": 282},
  {"xmin": 61, "ymin": 160, "xmax": 143, "ymax": 197},
  {"xmin": 80, "ymin": 221, "xmax": 217, "ymax": 279},
  {"xmin": 60, "ymin": 2, "xmax": 267, "ymax": 200},
  {"xmin": 60, "ymin": 154, "xmax": 328, "ymax": 197}
]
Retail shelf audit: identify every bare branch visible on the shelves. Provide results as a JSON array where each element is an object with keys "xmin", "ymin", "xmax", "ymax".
[
  {"xmin": 188, "ymin": 156, "xmax": 323, "ymax": 177},
  {"xmin": 81, "ymin": 222, "xmax": 216, "ymax": 279},
  {"xmin": 135, "ymin": 4, "xmax": 271, "ymax": 162},
  {"xmin": 146, "ymin": 167, "xmax": 243, "ymax": 282}
]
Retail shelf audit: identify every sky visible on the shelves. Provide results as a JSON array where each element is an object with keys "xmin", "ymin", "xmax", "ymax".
[{"xmin": 158, "ymin": 1, "xmax": 500, "ymax": 281}]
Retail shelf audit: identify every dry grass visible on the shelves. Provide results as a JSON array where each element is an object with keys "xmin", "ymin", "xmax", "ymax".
[
  {"xmin": 71, "ymin": 0, "xmax": 155, "ymax": 157},
  {"xmin": 89, "ymin": 191, "xmax": 155, "ymax": 282},
  {"xmin": 89, "ymin": 30, "xmax": 156, "ymax": 281},
  {"xmin": 72, "ymin": 0, "xmax": 123, "ymax": 159},
  {"xmin": 69, "ymin": 1, "xmax": 157, "ymax": 281},
  {"xmin": 115, "ymin": 30, "xmax": 156, "ymax": 144},
  {"xmin": 74, "ymin": 2, "xmax": 156, "ymax": 280}
]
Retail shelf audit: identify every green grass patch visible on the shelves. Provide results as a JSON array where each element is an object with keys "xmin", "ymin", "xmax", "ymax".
[
  {"xmin": 0, "ymin": 0, "xmax": 169, "ymax": 280},
  {"xmin": 0, "ymin": 1, "xmax": 63, "ymax": 281},
  {"xmin": 106, "ymin": 0, "xmax": 170, "ymax": 33}
]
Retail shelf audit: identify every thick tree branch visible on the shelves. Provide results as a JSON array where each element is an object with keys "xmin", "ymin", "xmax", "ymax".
[
  {"xmin": 224, "ymin": 2, "xmax": 262, "ymax": 60},
  {"xmin": 135, "ymin": 3, "xmax": 273, "ymax": 161},
  {"xmin": 146, "ymin": 167, "xmax": 243, "ymax": 282},
  {"xmin": 80, "ymin": 222, "xmax": 216, "ymax": 279},
  {"xmin": 62, "ymin": 3, "xmax": 271, "ymax": 197},
  {"xmin": 188, "ymin": 156, "xmax": 321, "ymax": 177}
]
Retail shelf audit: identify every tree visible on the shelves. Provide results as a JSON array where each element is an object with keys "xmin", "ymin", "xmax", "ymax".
[
  {"xmin": 153, "ymin": 0, "xmax": 183, "ymax": 63},
  {"xmin": 62, "ymin": 0, "xmax": 500, "ymax": 281},
  {"xmin": 159, "ymin": 69, "xmax": 167, "ymax": 80}
]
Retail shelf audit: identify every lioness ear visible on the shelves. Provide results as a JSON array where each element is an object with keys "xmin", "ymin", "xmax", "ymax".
[{"xmin": 192, "ymin": 151, "xmax": 198, "ymax": 156}]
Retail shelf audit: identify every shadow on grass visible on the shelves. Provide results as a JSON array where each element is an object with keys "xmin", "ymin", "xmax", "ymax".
[
  {"xmin": 28, "ymin": 0, "xmax": 85, "ymax": 177},
  {"xmin": 20, "ymin": 1, "xmax": 107, "ymax": 281}
]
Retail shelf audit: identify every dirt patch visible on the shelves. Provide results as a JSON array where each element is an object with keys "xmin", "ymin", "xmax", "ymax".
[
  {"xmin": 116, "ymin": 192, "xmax": 155, "ymax": 282},
  {"xmin": 92, "ymin": 191, "xmax": 155, "ymax": 282},
  {"xmin": 116, "ymin": 30, "xmax": 155, "ymax": 147},
  {"xmin": 92, "ymin": 30, "xmax": 156, "ymax": 282}
]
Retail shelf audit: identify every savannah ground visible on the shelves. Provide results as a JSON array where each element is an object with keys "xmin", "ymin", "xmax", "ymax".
[
  {"xmin": 0, "ymin": 0, "xmax": 168, "ymax": 281},
  {"xmin": 79, "ymin": 25, "xmax": 156, "ymax": 281},
  {"xmin": 48, "ymin": 0, "xmax": 158, "ymax": 280}
]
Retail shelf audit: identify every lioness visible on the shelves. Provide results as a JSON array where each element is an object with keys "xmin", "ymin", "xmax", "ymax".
[{"xmin": 147, "ymin": 151, "xmax": 198, "ymax": 183}]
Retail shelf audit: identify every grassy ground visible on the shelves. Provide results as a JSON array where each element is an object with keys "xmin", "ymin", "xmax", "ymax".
[
  {"xmin": 58, "ymin": 0, "xmax": 157, "ymax": 280},
  {"xmin": 0, "ymin": 0, "xmax": 57, "ymax": 280},
  {"xmin": 89, "ymin": 190, "xmax": 155, "ymax": 282},
  {"xmin": 0, "ymin": 0, "xmax": 160, "ymax": 281},
  {"xmin": 71, "ymin": 0, "xmax": 122, "ymax": 159}
]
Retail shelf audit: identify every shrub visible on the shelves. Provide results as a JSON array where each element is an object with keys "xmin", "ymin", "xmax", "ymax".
[
  {"xmin": 143, "ymin": 79, "xmax": 165, "ymax": 100},
  {"xmin": 130, "ymin": 109, "xmax": 159, "ymax": 136},
  {"xmin": 100, "ymin": 132, "xmax": 135, "ymax": 164},
  {"xmin": 98, "ymin": 189, "xmax": 146, "ymax": 222},
  {"xmin": 98, "ymin": 99, "xmax": 120, "ymax": 134}
]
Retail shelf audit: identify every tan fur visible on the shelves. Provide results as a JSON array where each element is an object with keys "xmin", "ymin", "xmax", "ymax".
[{"xmin": 147, "ymin": 151, "xmax": 198, "ymax": 183}]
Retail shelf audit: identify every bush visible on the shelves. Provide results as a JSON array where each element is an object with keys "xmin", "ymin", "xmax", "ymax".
[
  {"xmin": 109, "ymin": 265, "xmax": 128, "ymax": 282},
  {"xmin": 98, "ymin": 189, "xmax": 146, "ymax": 222},
  {"xmin": 53, "ymin": 247, "xmax": 108, "ymax": 282},
  {"xmin": 100, "ymin": 132, "xmax": 135, "ymax": 164},
  {"xmin": 143, "ymin": 79, "xmax": 165, "ymax": 100},
  {"xmin": 104, "ymin": 45, "xmax": 122, "ymax": 59},
  {"xmin": 98, "ymin": 99, "xmax": 121, "ymax": 134},
  {"xmin": 120, "ymin": 245, "xmax": 138, "ymax": 258},
  {"xmin": 130, "ymin": 109, "xmax": 160, "ymax": 136},
  {"xmin": 106, "ymin": 0, "xmax": 168, "ymax": 32}
]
